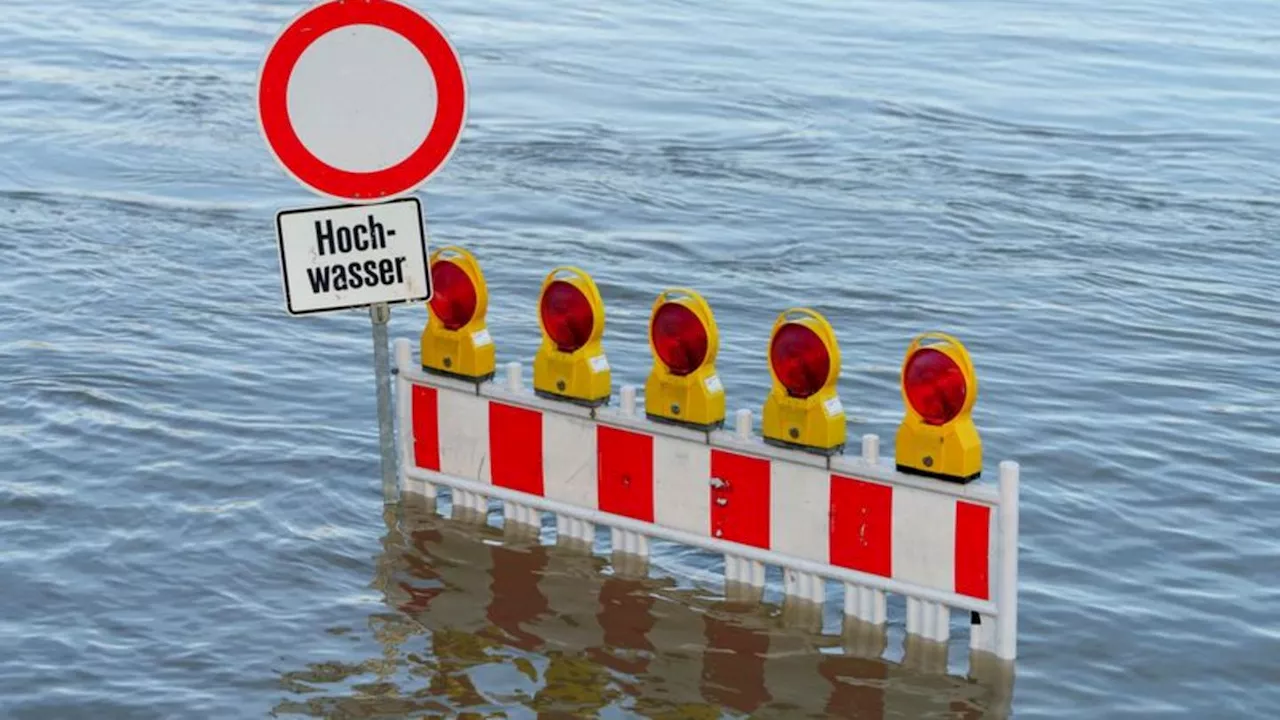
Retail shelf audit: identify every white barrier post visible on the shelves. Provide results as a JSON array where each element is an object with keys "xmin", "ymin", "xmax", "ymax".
[
  {"xmin": 500, "ymin": 361, "xmax": 536, "ymax": 531},
  {"xmin": 888, "ymin": 424, "xmax": 951, "ymax": 646},
  {"xmin": 500, "ymin": 361, "xmax": 518, "ymax": 524},
  {"xmin": 996, "ymin": 460, "xmax": 1020, "ymax": 661},
  {"xmin": 724, "ymin": 409, "xmax": 765, "ymax": 595},
  {"xmin": 782, "ymin": 414, "xmax": 829, "ymax": 625},
  {"xmin": 610, "ymin": 385, "xmax": 649, "ymax": 575},
  {"xmin": 553, "ymin": 374, "xmax": 596, "ymax": 551},
  {"xmin": 506, "ymin": 360, "xmax": 522, "ymax": 393},
  {"xmin": 843, "ymin": 434, "xmax": 888, "ymax": 627},
  {"xmin": 621, "ymin": 385, "xmax": 644, "ymax": 569}
]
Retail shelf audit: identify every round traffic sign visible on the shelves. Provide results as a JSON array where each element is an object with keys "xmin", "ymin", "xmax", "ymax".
[{"xmin": 257, "ymin": 0, "xmax": 468, "ymax": 203}]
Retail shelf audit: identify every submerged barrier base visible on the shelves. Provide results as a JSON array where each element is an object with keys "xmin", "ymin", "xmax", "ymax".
[{"xmin": 379, "ymin": 494, "xmax": 1017, "ymax": 717}]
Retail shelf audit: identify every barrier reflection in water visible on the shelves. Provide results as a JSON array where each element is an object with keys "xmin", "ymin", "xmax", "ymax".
[{"xmin": 273, "ymin": 497, "xmax": 1015, "ymax": 718}]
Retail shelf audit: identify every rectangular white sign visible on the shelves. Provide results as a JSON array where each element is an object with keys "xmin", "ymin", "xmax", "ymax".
[{"xmin": 275, "ymin": 197, "xmax": 431, "ymax": 315}]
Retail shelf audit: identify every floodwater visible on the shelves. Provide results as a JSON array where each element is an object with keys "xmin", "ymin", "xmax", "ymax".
[{"xmin": 2, "ymin": 0, "xmax": 1278, "ymax": 717}]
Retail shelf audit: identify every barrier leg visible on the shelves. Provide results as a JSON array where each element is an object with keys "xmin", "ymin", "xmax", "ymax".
[
  {"xmin": 724, "ymin": 555, "xmax": 765, "ymax": 603},
  {"xmin": 841, "ymin": 581, "xmax": 887, "ymax": 656},
  {"xmin": 556, "ymin": 514, "xmax": 595, "ymax": 552},
  {"xmin": 905, "ymin": 598, "xmax": 951, "ymax": 644},
  {"xmin": 996, "ymin": 461, "xmax": 1020, "ymax": 662},
  {"xmin": 841, "ymin": 619, "xmax": 887, "ymax": 659},
  {"xmin": 970, "ymin": 612, "xmax": 997, "ymax": 656},
  {"xmin": 453, "ymin": 489, "xmax": 489, "ymax": 524},
  {"xmin": 903, "ymin": 632, "xmax": 949, "ymax": 675},
  {"xmin": 782, "ymin": 568, "xmax": 825, "ymax": 631}
]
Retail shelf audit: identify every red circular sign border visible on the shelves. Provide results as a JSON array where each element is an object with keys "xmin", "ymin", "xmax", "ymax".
[{"xmin": 258, "ymin": 0, "xmax": 467, "ymax": 202}]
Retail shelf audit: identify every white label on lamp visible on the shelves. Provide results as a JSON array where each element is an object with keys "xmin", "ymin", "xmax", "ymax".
[
  {"xmin": 823, "ymin": 397, "xmax": 844, "ymax": 417},
  {"xmin": 471, "ymin": 329, "xmax": 492, "ymax": 347},
  {"xmin": 704, "ymin": 374, "xmax": 723, "ymax": 393},
  {"xmin": 589, "ymin": 355, "xmax": 610, "ymax": 373}
]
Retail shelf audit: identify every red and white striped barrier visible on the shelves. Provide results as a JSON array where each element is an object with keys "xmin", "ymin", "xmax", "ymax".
[{"xmin": 392, "ymin": 338, "xmax": 1020, "ymax": 663}]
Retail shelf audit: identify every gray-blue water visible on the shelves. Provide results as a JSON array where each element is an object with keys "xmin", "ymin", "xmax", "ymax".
[{"xmin": 2, "ymin": 0, "xmax": 1278, "ymax": 717}]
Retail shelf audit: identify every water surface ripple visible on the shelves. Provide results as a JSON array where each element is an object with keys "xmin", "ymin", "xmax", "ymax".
[{"xmin": 1, "ymin": 0, "xmax": 1277, "ymax": 717}]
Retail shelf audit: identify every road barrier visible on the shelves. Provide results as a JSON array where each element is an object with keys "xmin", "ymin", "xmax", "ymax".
[{"xmin": 390, "ymin": 251, "xmax": 1020, "ymax": 666}]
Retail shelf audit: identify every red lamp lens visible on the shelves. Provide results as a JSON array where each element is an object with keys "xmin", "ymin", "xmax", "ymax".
[
  {"xmin": 651, "ymin": 302, "xmax": 708, "ymax": 376},
  {"xmin": 769, "ymin": 322, "xmax": 830, "ymax": 398},
  {"xmin": 429, "ymin": 260, "xmax": 477, "ymax": 331},
  {"xmin": 903, "ymin": 348, "xmax": 966, "ymax": 425},
  {"xmin": 540, "ymin": 280, "xmax": 595, "ymax": 352}
]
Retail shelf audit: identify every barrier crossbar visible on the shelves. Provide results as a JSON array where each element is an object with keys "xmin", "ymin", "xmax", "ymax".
[{"xmin": 390, "ymin": 338, "xmax": 1019, "ymax": 662}]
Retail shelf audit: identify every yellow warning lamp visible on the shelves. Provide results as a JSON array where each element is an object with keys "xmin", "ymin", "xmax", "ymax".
[
  {"xmin": 533, "ymin": 266, "xmax": 611, "ymax": 407},
  {"xmin": 420, "ymin": 246, "xmax": 496, "ymax": 382},
  {"xmin": 762, "ymin": 308, "xmax": 846, "ymax": 455},
  {"xmin": 894, "ymin": 332, "xmax": 982, "ymax": 482},
  {"xmin": 644, "ymin": 288, "xmax": 726, "ymax": 430}
]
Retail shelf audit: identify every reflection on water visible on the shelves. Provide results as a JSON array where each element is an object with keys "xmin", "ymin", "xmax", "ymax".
[{"xmin": 273, "ymin": 495, "xmax": 1013, "ymax": 718}]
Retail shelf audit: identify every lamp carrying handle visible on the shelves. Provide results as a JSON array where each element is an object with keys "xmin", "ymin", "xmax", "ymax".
[
  {"xmin": 904, "ymin": 331, "xmax": 976, "ymax": 385},
  {"xmin": 774, "ymin": 307, "xmax": 839, "ymax": 354},
  {"xmin": 543, "ymin": 266, "xmax": 604, "ymax": 309}
]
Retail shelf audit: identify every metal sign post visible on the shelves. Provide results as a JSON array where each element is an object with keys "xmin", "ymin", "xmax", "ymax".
[
  {"xmin": 257, "ymin": 0, "xmax": 469, "ymax": 503},
  {"xmin": 370, "ymin": 303, "xmax": 396, "ymax": 501}
]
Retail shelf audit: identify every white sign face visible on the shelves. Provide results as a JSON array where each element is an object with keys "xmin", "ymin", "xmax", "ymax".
[
  {"xmin": 287, "ymin": 25, "xmax": 438, "ymax": 175},
  {"xmin": 257, "ymin": 0, "xmax": 468, "ymax": 202},
  {"xmin": 275, "ymin": 197, "xmax": 431, "ymax": 315}
]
